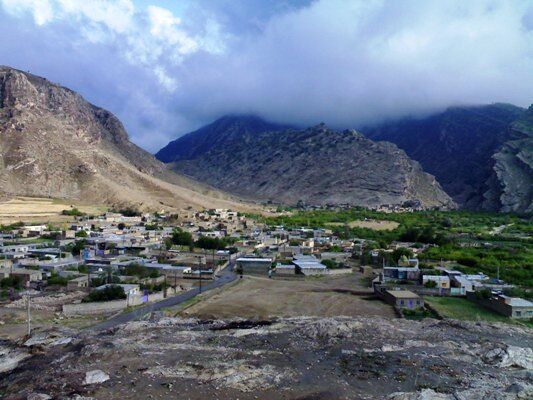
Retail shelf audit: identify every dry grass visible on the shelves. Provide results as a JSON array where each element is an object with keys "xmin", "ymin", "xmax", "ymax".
[
  {"xmin": 0, "ymin": 196, "xmax": 105, "ymax": 224},
  {"xmin": 180, "ymin": 273, "xmax": 396, "ymax": 320},
  {"xmin": 326, "ymin": 219, "xmax": 399, "ymax": 231}
]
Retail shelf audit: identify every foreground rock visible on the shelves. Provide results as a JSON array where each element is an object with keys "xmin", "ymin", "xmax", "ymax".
[{"xmin": 0, "ymin": 316, "xmax": 531, "ymax": 399}]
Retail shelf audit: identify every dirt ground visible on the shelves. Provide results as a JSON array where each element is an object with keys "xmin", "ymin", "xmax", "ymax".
[
  {"xmin": 0, "ymin": 196, "xmax": 106, "ymax": 224},
  {"xmin": 180, "ymin": 272, "xmax": 396, "ymax": 319}
]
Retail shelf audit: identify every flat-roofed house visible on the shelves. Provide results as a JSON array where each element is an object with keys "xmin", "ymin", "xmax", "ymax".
[
  {"xmin": 383, "ymin": 290, "xmax": 424, "ymax": 310},
  {"xmin": 236, "ymin": 257, "xmax": 273, "ymax": 275},
  {"xmin": 292, "ymin": 255, "xmax": 327, "ymax": 276}
]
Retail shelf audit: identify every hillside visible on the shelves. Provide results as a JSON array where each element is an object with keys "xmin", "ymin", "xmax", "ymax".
[
  {"xmin": 0, "ymin": 66, "xmax": 249, "ymax": 211},
  {"xmin": 488, "ymin": 105, "xmax": 533, "ymax": 213},
  {"xmin": 156, "ymin": 115, "xmax": 291, "ymax": 163},
  {"xmin": 158, "ymin": 119, "xmax": 454, "ymax": 209},
  {"xmin": 362, "ymin": 104, "xmax": 532, "ymax": 212}
]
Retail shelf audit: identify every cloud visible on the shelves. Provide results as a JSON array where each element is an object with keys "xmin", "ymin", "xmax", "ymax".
[{"xmin": 0, "ymin": 0, "xmax": 532, "ymax": 152}]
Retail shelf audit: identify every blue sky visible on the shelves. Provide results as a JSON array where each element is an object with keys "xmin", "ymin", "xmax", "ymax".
[{"xmin": 0, "ymin": 0, "xmax": 532, "ymax": 152}]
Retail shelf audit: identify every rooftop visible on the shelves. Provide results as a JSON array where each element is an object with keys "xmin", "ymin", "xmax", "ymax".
[{"xmin": 386, "ymin": 290, "xmax": 420, "ymax": 299}]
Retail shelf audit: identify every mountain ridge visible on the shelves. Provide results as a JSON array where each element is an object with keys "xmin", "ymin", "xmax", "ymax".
[
  {"xmin": 0, "ymin": 66, "xmax": 251, "ymax": 211},
  {"xmin": 158, "ymin": 119, "xmax": 455, "ymax": 209}
]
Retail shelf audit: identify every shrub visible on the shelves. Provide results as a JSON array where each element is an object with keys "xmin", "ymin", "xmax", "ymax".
[
  {"xmin": 61, "ymin": 208, "xmax": 85, "ymax": 216},
  {"xmin": 83, "ymin": 285, "xmax": 126, "ymax": 302}
]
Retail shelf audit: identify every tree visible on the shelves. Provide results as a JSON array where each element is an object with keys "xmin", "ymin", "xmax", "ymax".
[
  {"xmin": 83, "ymin": 285, "xmax": 126, "ymax": 302},
  {"xmin": 171, "ymin": 228, "xmax": 194, "ymax": 248},
  {"xmin": 75, "ymin": 230, "xmax": 88, "ymax": 238},
  {"xmin": 424, "ymin": 280, "xmax": 437, "ymax": 288},
  {"xmin": 117, "ymin": 222, "xmax": 126, "ymax": 230},
  {"xmin": 392, "ymin": 247, "xmax": 413, "ymax": 262}
]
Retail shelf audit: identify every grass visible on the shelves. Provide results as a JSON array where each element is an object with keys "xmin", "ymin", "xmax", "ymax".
[{"xmin": 425, "ymin": 296, "xmax": 533, "ymax": 327}]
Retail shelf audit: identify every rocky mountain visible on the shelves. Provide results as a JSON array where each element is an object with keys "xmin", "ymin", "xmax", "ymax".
[
  {"xmin": 488, "ymin": 106, "xmax": 533, "ymax": 213},
  {"xmin": 362, "ymin": 104, "xmax": 532, "ymax": 213},
  {"xmin": 0, "ymin": 66, "xmax": 248, "ymax": 211},
  {"xmin": 156, "ymin": 115, "xmax": 291, "ymax": 163},
  {"xmin": 157, "ymin": 118, "xmax": 454, "ymax": 209}
]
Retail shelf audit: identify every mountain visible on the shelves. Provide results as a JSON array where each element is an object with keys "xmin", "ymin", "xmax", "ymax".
[
  {"xmin": 156, "ymin": 115, "xmax": 291, "ymax": 163},
  {"xmin": 487, "ymin": 105, "xmax": 533, "ymax": 213},
  {"xmin": 157, "ymin": 118, "xmax": 454, "ymax": 209},
  {"xmin": 0, "ymin": 66, "xmax": 248, "ymax": 211},
  {"xmin": 362, "ymin": 104, "xmax": 531, "ymax": 212}
]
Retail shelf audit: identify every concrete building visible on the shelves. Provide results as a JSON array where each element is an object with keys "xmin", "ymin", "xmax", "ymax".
[
  {"xmin": 383, "ymin": 290, "xmax": 424, "ymax": 310},
  {"xmin": 467, "ymin": 292, "xmax": 533, "ymax": 319},
  {"xmin": 0, "ymin": 268, "xmax": 43, "ymax": 284},
  {"xmin": 67, "ymin": 275, "xmax": 89, "ymax": 291},
  {"xmin": 275, "ymin": 264, "xmax": 296, "ymax": 275},
  {"xmin": 422, "ymin": 275, "xmax": 450, "ymax": 289},
  {"xmin": 292, "ymin": 255, "xmax": 327, "ymax": 276},
  {"xmin": 236, "ymin": 257, "xmax": 273, "ymax": 275}
]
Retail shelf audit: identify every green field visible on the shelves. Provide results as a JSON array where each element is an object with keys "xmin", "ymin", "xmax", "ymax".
[
  {"xmin": 425, "ymin": 297, "xmax": 532, "ymax": 327},
  {"xmin": 249, "ymin": 209, "xmax": 533, "ymax": 287}
]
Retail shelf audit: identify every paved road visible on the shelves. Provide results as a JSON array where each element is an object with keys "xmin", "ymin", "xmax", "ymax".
[{"xmin": 88, "ymin": 262, "xmax": 238, "ymax": 331}]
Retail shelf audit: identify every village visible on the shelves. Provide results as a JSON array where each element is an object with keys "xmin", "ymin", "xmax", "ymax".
[{"xmin": 0, "ymin": 205, "xmax": 531, "ymax": 339}]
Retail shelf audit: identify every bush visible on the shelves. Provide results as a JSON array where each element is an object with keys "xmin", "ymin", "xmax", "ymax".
[
  {"xmin": 75, "ymin": 230, "xmax": 88, "ymax": 238},
  {"xmin": 475, "ymin": 288, "xmax": 492, "ymax": 299},
  {"xmin": 424, "ymin": 280, "xmax": 437, "ymax": 288},
  {"xmin": 0, "ymin": 276, "xmax": 23, "ymax": 290},
  {"xmin": 83, "ymin": 285, "xmax": 126, "ymax": 302},
  {"xmin": 47, "ymin": 274, "xmax": 68, "ymax": 286},
  {"xmin": 61, "ymin": 208, "xmax": 85, "ymax": 216}
]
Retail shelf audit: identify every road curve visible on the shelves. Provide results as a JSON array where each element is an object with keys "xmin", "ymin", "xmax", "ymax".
[{"xmin": 88, "ymin": 264, "xmax": 237, "ymax": 331}]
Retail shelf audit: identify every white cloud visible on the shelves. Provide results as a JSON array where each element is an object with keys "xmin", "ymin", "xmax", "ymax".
[
  {"xmin": 0, "ymin": 0, "xmax": 532, "ymax": 152},
  {"xmin": 1, "ymin": 0, "xmax": 54, "ymax": 25}
]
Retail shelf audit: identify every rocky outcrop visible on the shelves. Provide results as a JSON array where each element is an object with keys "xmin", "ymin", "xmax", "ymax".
[
  {"xmin": 0, "ymin": 316, "xmax": 531, "ymax": 399},
  {"xmin": 0, "ymin": 66, "xmax": 248, "ymax": 211},
  {"xmin": 363, "ymin": 104, "xmax": 532, "ymax": 213},
  {"xmin": 159, "ymin": 118, "xmax": 454, "ymax": 209},
  {"xmin": 484, "ymin": 106, "xmax": 533, "ymax": 213}
]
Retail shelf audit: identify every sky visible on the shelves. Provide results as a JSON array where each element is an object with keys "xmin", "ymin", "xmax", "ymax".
[{"xmin": 0, "ymin": 0, "xmax": 532, "ymax": 152}]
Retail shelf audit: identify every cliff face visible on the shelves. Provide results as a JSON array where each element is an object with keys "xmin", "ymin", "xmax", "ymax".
[
  {"xmin": 0, "ymin": 66, "xmax": 247, "ymax": 211},
  {"xmin": 158, "ymin": 118, "xmax": 454, "ymax": 209},
  {"xmin": 362, "ymin": 104, "xmax": 532, "ymax": 213},
  {"xmin": 487, "ymin": 106, "xmax": 533, "ymax": 213}
]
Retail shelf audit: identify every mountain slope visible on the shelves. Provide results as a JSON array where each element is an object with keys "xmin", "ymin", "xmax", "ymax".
[
  {"xmin": 487, "ymin": 105, "xmax": 533, "ymax": 213},
  {"xmin": 0, "ymin": 66, "xmax": 249, "ymax": 211},
  {"xmin": 159, "ymin": 119, "xmax": 454, "ymax": 209},
  {"xmin": 362, "ymin": 104, "xmax": 528, "ymax": 211},
  {"xmin": 156, "ymin": 115, "xmax": 291, "ymax": 163}
]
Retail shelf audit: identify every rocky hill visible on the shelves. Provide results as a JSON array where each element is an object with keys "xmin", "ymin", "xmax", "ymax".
[
  {"xmin": 488, "ymin": 106, "xmax": 533, "ymax": 213},
  {"xmin": 362, "ymin": 104, "xmax": 532, "ymax": 213},
  {"xmin": 1, "ymin": 316, "xmax": 531, "ymax": 399},
  {"xmin": 157, "ymin": 118, "xmax": 454, "ymax": 209},
  {"xmin": 156, "ymin": 115, "xmax": 291, "ymax": 163},
  {"xmin": 0, "ymin": 66, "xmax": 248, "ymax": 211}
]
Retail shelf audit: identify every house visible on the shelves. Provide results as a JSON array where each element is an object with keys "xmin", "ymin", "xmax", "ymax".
[
  {"xmin": 275, "ymin": 263, "xmax": 296, "ymax": 275},
  {"xmin": 422, "ymin": 275, "xmax": 450, "ymax": 289},
  {"xmin": 292, "ymin": 255, "xmax": 327, "ymax": 276},
  {"xmin": 0, "ymin": 268, "xmax": 43, "ymax": 284},
  {"xmin": 398, "ymin": 256, "xmax": 419, "ymax": 268},
  {"xmin": 383, "ymin": 290, "xmax": 424, "ymax": 310},
  {"xmin": 95, "ymin": 283, "xmax": 139, "ymax": 296},
  {"xmin": 236, "ymin": 257, "xmax": 273, "ymax": 275},
  {"xmin": 467, "ymin": 292, "xmax": 533, "ymax": 319},
  {"xmin": 383, "ymin": 266, "xmax": 419, "ymax": 280},
  {"xmin": 67, "ymin": 275, "xmax": 89, "ymax": 291}
]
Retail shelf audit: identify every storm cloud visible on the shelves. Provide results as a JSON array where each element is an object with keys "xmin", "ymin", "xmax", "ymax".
[{"xmin": 1, "ymin": 0, "xmax": 532, "ymax": 151}]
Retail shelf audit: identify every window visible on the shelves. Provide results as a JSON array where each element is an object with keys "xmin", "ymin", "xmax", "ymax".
[{"xmin": 400, "ymin": 300, "xmax": 404, "ymax": 305}]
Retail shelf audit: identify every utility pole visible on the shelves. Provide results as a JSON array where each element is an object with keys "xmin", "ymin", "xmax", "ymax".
[
  {"xmin": 164, "ymin": 274, "xmax": 167, "ymax": 298},
  {"xmin": 26, "ymin": 293, "xmax": 31, "ymax": 336}
]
